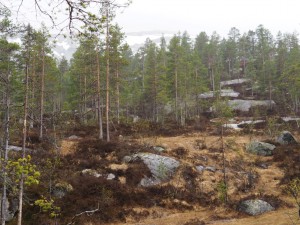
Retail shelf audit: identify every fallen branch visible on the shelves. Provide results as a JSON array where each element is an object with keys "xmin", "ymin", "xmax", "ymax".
[{"xmin": 66, "ymin": 204, "xmax": 100, "ymax": 225}]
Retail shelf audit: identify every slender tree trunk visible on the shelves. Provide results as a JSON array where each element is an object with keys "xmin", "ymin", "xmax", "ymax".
[
  {"xmin": 59, "ymin": 67, "xmax": 63, "ymax": 113},
  {"xmin": 79, "ymin": 73, "xmax": 83, "ymax": 122},
  {"xmin": 142, "ymin": 54, "xmax": 145, "ymax": 93},
  {"xmin": 17, "ymin": 63, "xmax": 29, "ymax": 225},
  {"xmin": 154, "ymin": 59, "xmax": 158, "ymax": 123},
  {"xmin": 83, "ymin": 74, "xmax": 87, "ymax": 124},
  {"xmin": 269, "ymin": 79, "xmax": 272, "ymax": 109},
  {"xmin": 96, "ymin": 50, "xmax": 103, "ymax": 139},
  {"xmin": 116, "ymin": 63, "xmax": 120, "ymax": 124},
  {"xmin": 39, "ymin": 47, "xmax": 45, "ymax": 140},
  {"xmin": 183, "ymin": 65, "xmax": 188, "ymax": 126},
  {"xmin": 30, "ymin": 57, "xmax": 36, "ymax": 129},
  {"xmin": 105, "ymin": 2, "xmax": 110, "ymax": 142},
  {"xmin": 211, "ymin": 67, "xmax": 215, "ymax": 93},
  {"xmin": 195, "ymin": 68, "xmax": 200, "ymax": 116},
  {"xmin": 175, "ymin": 65, "xmax": 178, "ymax": 123},
  {"xmin": 1, "ymin": 72, "xmax": 10, "ymax": 225}
]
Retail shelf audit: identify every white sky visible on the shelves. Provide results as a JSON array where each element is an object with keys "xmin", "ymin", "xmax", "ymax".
[
  {"xmin": 6, "ymin": 0, "xmax": 300, "ymax": 45},
  {"xmin": 115, "ymin": 0, "xmax": 300, "ymax": 37}
]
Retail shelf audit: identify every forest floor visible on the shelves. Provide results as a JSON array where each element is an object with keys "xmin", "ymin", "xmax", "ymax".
[{"xmin": 54, "ymin": 119, "xmax": 300, "ymax": 225}]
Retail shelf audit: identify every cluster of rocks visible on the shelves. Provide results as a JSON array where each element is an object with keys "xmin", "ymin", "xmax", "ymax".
[
  {"xmin": 50, "ymin": 131, "xmax": 297, "ymax": 220},
  {"xmin": 237, "ymin": 131, "xmax": 297, "ymax": 216},
  {"xmin": 120, "ymin": 132, "xmax": 296, "ymax": 216},
  {"xmin": 246, "ymin": 131, "xmax": 297, "ymax": 156}
]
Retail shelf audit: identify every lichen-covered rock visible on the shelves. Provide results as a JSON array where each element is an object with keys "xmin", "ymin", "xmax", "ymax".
[
  {"xmin": 238, "ymin": 199, "xmax": 274, "ymax": 215},
  {"xmin": 106, "ymin": 173, "xmax": 116, "ymax": 180},
  {"xmin": 152, "ymin": 146, "xmax": 165, "ymax": 152},
  {"xmin": 52, "ymin": 182, "xmax": 73, "ymax": 198},
  {"xmin": 123, "ymin": 155, "xmax": 133, "ymax": 163},
  {"xmin": 196, "ymin": 165, "xmax": 216, "ymax": 173},
  {"xmin": 68, "ymin": 135, "xmax": 81, "ymax": 140},
  {"xmin": 0, "ymin": 198, "xmax": 18, "ymax": 222},
  {"xmin": 227, "ymin": 99, "xmax": 275, "ymax": 112},
  {"xmin": 133, "ymin": 153, "xmax": 180, "ymax": 187},
  {"xmin": 277, "ymin": 131, "xmax": 297, "ymax": 145},
  {"xmin": 81, "ymin": 169, "xmax": 101, "ymax": 178},
  {"xmin": 246, "ymin": 141, "xmax": 276, "ymax": 156}
]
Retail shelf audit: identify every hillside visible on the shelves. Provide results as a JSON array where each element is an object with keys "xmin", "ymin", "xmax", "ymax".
[{"xmin": 7, "ymin": 117, "xmax": 299, "ymax": 225}]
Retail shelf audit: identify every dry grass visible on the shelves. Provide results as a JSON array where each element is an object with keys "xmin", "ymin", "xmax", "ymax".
[{"xmin": 54, "ymin": 128, "xmax": 300, "ymax": 225}]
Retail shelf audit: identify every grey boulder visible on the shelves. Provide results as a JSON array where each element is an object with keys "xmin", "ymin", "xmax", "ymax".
[
  {"xmin": 152, "ymin": 146, "xmax": 165, "ymax": 152},
  {"xmin": 277, "ymin": 131, "xmax": 297, "ymax": 145},
  {"xmin": 0, "ymin": 198, "xmax": 18, "ymax": 222},
  {"xmin": 246, "ymin": 141, "xmax": 276, "ymax": 156},
  {"xmin": 52, "ymin": 182, "xmax": 73, "ymax": 198},
  {"xmin": 238, "ymin": 199, "xmax": 274, "ymax": 216},
  {"xmin": 134, "ymin": 153, "xmax": 180, "ymax": 187}
]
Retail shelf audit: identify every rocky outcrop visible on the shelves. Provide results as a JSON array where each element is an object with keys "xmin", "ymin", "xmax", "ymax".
[
  {"xmin": 227, "ymin": 99, "xmax": 275, "ymax": 112},
  {"xmin": 246, "ymin": 141, "xmax": 276, "ymax": 156},
  {"xmin": 199, "ymin": 89, "xmax": 240, "ymax": 99},
  {"xmin": 238, "ymin": 199, "xmax": 274, "ymax": 215},
  {"xmin": 220, "ymin": 78, "xmax": 251, "ymax": 87},
  {"xmin": 277, "ymin": 131, "xmax": 297, "ymax": 145}
]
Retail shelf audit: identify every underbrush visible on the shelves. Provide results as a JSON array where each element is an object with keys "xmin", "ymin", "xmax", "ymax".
[
  {"xmin": 7, "ymin": 119, "xmax": 300, "ymax": 224},
  {"xmin": 273, "ymin": 144, "xmax": 300, "ymax": 183}
]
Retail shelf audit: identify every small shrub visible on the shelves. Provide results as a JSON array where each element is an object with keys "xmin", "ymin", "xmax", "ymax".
[{"xmin": 216, "ymin": 181, "xmax": 228, "ymax": 204}]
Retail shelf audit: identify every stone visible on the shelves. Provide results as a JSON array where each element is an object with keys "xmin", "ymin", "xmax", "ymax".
[
  {"xmin": 277, "ymin": 131, "xmax": 297, "ymax": 145},
  {"xmin": 140, "ymin": 177, "xmax": 161, "ymax": 187},
  {"xmin": 52, "ymin": 182, "xmax": 73, "ymax": 198},
  {"xmin": 68, "ymin": 135, "xmax": 81, "ymax": 140},
  {"xmin": 227, "ymin": 100, "xmax": 275, "ymax": 112},
  {"xmin": 107, "ymin": 173, "xmax": 116, "ymax": 180},
  {"xmin": 220, "ymin": 78, "xmax": 251, "ymax": 87},
  {"xmin": 196, "ymin": 165, "xmax": 216, "ymax": 173},
  {"xmin": 238, "ymin": 199, "xmax": 274, "ymax": 216},
  {"xmin": 246, "ymin": 141, "xmax": 276, "ymax": 156},
  {"xmin": 81, "ymin": 169, "xmax": 101, "ymax": 178},
  {"xmin": 152, "ymin": 146, "xmax": 165, "ymax": 152},
  {"xmin": 7, "ymin": 145, "xmax": 31, "ymax": 152},
  {"xmin": 133, "ymin": 153, "xmax": 180, "ymax": 187},
  {"xmin": 257, "ymin": 163, "xmax": 269, "ymax": 169},
  {"xmin": 206, "ymin": 166, "xmax": 216, "ymax": 172},
  {"xmin": 196, "ymin": 165, "xmax": 205, "ymax": 172},
  {"xmin": 199, "ymin": 89, "xmax": 240, "ymax": 99},
  {"xmin": 0, "ymin": 198, "xmax": 18, "ymax": 222},
  {"xmin": 123, "ymin": 156, "xmax": 133, "ymax": 163}
]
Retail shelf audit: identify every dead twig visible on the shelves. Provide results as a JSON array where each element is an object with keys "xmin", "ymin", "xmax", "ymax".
[{"xmin": 66, "ymin": 203, "xmax": 100, "ymax": 225}]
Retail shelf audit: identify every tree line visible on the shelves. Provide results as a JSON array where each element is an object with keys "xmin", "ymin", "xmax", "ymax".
[{"xmin": 68, "ymin": 25, "xmax": 300, "ymax": 128}]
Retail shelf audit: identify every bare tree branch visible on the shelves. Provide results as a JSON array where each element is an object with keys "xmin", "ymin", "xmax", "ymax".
[{"xmin": 66, "ymin": 204, "xmax": 100, "ymax": 225}]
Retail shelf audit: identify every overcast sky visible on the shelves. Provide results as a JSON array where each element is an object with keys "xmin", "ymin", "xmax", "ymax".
[
  {"xmin": 7, "ymin": 0, "xmax": 300, "ymax": 46},
  {"xmin": 115, "ymin": 0, "xmax": 300, "ymax": 37}
]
